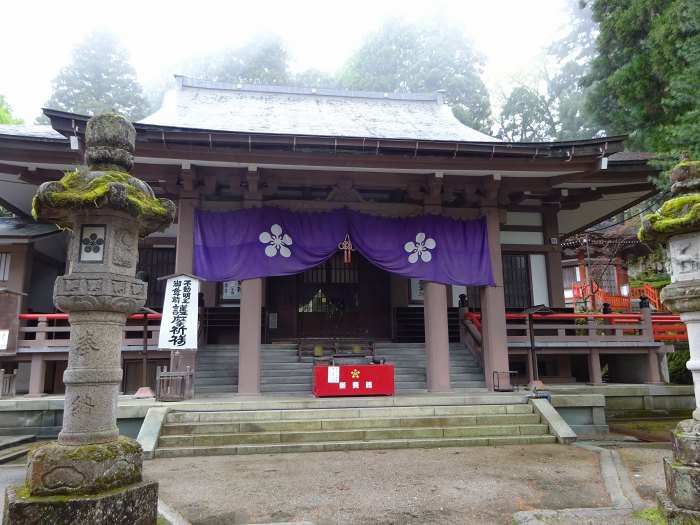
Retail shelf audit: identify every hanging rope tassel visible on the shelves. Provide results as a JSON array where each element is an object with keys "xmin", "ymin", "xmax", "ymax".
[{"xmin": 338, "ymin": 234, "xmax": 355, "ymax": 264}]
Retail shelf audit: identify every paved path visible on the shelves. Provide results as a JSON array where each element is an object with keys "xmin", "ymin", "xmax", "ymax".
[
  {"xmin": 143, "ymin": 438, "xmax": 670, "ymax": 525},
  {"xmin": 0, "ymin": 438, "xmax": 671, "ymax": 525}
]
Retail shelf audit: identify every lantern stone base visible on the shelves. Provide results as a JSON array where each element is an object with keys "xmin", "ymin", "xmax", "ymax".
[
  {"xmin": 658, "ymin": 423, "xmax": 700, "ymax": 524},
  {"xmin": 25, "ymin": 436, "xmax": 143, "ymax": 496},
  {"xmin": 658, "ymin": 492, "xmax": 700, "ymax": 525},
  {"xmin": 3, "ymin": 478, "xmax": 158, "ymax": 525},
  {"xmin": 664, "ymin": 457, "xmax": 700, "ymax": 512}
]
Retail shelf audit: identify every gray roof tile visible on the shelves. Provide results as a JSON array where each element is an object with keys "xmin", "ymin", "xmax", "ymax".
[
  {"xmin": 0, "ymin": 125, "xmax": 65, "ymax": 140},
  {"xmin": 139, "ymin": 76, "xmax": 498, "ymax": 142},
  {"xmin": 0, "ymin": 217, "xmax": 60, "ymax": 238}
]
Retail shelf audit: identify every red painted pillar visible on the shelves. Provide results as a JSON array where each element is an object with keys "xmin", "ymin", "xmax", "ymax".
[
  {"xmin": 238, "ymin": 278, "xmax": 262, "ymax": 394},
  {"xmin": 424, "ymin": 281, "xmax": 451, "ymax": 392},
  {"xmin": 479, "ymin": 207, "xmax": 510, "ymax": 390}
]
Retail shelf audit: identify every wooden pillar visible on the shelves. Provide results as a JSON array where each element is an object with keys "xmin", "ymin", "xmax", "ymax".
[
  {"xmin": 175, "ymin": 198, "xmax": 196, "ymax": 275},
  {"xmin": 639, "ymin": 306, "xmax": 661, "ymax": 383},
  {"xmin": 542, "ymin": 208, "xmax": 565, "ymax": 308},
  {"xmin": 589, "ymin": 349, "xmax": 603, "ymax": 385},
  {"xmin": 238, "ymin": 278, "xmax": 262, "ymax": 394},
  {"xmin": 26, "ymin": 353, "xmax": 46, "ymax": 397},
  {"xmin": 615, "ymin": 259, "xmax": 624, "ymax": 295},
  {"xmin": 424, "ymin": 281, "xmax": 451, "ymax": 392},
  {"xmin": 646, "ymin": 350, "xmax": 662, "ymax": 384},
  {"xmin": 479, "ymin": 207, "xmax": 509, "ymax": 390}
]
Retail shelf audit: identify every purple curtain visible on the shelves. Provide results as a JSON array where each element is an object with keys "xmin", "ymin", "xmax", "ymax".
[
  {"xmin": 348, "ymin": 212, "xmax": 494, "ymax": 286},
  {"xmin": 194, "ymin": 207, "xmax": 494, "ymax": 286}
]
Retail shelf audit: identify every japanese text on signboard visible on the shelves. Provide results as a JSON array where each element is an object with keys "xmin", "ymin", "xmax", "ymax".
[{"xmin": 158, "ymin": 276, "xmax": 200, "ymax": 350}]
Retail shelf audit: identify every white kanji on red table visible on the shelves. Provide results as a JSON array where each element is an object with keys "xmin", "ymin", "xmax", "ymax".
[
  {"xmin": 365, "ymin": 381, "xmax": 373, "ymax": 389},
  {"xmin": 352, "ymin": 381, "xmax": 359, "ymax": 389},
  {"xmin": 339, "ymin": 382, "xmax": 346, "ymax": 389}
]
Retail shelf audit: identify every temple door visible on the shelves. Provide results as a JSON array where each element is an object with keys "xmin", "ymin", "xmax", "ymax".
[{"xmin": 298, "ymin": 252, "xmax": 360, "ymax": 337}]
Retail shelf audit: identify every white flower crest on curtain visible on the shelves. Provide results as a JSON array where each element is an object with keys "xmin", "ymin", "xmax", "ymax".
[
  {"xmin": 259, "ymin": 224, "xmax": 293, "ymax": 258},
  {"xmin": 404, "ymin": 232, "xmax": 436, "ymax": 263}
]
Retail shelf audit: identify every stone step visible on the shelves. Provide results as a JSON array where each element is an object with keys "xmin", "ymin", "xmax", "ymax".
[
  {"xmin": 261, "ymin": 384, "xmax": 313, "ymax": 393},
  {"xmin": 0, "ymin": 435, "xmax": 36, "ymax": 464},
  {"xmin": 161, "ymin": 413, "xmax": 543, "ymax": 436},
  {"xmin": 166, "ymin": 403, "xmax": 534, "ymax": 424},
  {"xmin": 155, "ymin": 434, "xmax": 557, "ymax": 458},
  {"xmin": 195, "ymin": 342, "xmax": 484, "ymax": 394},
  {"xmin": 259, "ymin": 376, "xmax": 314, "ymax": 384},
  {"xmin": 159, "ymin": 422, "xmax": 551, "ymax": 448}
]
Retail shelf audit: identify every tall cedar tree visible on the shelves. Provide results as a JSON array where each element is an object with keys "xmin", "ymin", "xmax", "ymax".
[
  {"xmin": 44, "ymin": 31, "xmax": 150, "ymax": 121},
  {"xmin": 176, "ymin": 35, "xmax": 292, "ymax": 85},
  {"xmin": 498, "ymin": 0, "xmax": 603, "ymax": 142},
  {"xmin": 339, "ymin": 15, "xmax": 493, "ymax": 134},
  {"xmin": 583, "ymin": 0, "xmax": 700, "ymax": 157}
]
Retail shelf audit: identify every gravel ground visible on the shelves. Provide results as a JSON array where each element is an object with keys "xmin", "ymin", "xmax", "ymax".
[
  {"xmin": 0, "ymin": 441, "xmax": 673, "ymax": 525},
  {"xmin": 145, "ymin": 444, "xmax": 612, "ymax": 525}
]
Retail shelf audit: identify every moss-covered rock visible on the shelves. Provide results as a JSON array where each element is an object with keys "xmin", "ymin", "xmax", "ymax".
[
  {"xmin": 32, "ymin": 168, "xmax": 176, "ymax": 236},
  {"xmin": 640, "ymin": 158, "xmax": 700, "ymax": 243},
  {"xmin": 27, "ymin": 436, "xmax": 143, "ymax": 497},
  {"xmin": 32, "ymin": 112, "xmax": 176, "ymax": 237}
]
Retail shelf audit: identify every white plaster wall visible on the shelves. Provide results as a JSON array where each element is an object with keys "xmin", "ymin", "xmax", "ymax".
[
  {"xmin": 530, "ymin": 254, "xmax": 549, "ymax": 306},
  {"xmin": 500, "ymin": 231, "xmax": 544, "ymax": 245}
]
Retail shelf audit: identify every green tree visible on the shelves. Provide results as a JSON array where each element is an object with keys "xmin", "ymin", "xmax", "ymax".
[
  {"xmin": 339, "ymin": 15, "xmax": 493, "ymax": 134},
  {"xmin": 181, "ymin": 35, "xmax": 291, "ymax": 85},
  {"xmin": 289, "ymin": 69, "xmax": 340, "ymax": 89},
  {"xmin": 583, "ymin": 0, "xmax": 700, "ymax": 158},
  {"xmin": 498, "ymin": 86, "xmax": 556, "ymax": 142},
  {"xmin": 498, "ymin": 1, "xmax": 603, "ymax": 141},
  {"xmin": 44, "ymin": 30, "xmax": 150, "ymax": 120},
  {"xmin": 0, "ymin": 95, "xmax": 23, "ymax": 124}
]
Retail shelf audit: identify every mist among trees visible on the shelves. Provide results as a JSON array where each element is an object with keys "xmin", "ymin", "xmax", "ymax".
[{"xmin": 11, "ymin": 0, "xmax": 698, "ymax": 175}]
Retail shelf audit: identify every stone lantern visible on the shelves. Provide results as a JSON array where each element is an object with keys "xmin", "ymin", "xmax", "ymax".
[
  {"xmin": 4, "ymin": 114, "xmax": 176, "ymax": 524},
  {"xmin": 639, "ymin": 154, "xmax": 700, "ymax": 523}
]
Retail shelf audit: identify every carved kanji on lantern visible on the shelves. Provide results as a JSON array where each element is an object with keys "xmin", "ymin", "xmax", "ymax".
[{"xmin": 338, "ymin": 234, "xmax": 355, "ymax": 264}]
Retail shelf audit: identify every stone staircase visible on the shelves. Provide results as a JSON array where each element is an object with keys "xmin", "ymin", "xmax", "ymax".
[
  {"xmin": 195, "ymin": 343, "xmax": 485, "ymax": 394},
  {"xmin": 0, "ymin": 435, "xmax": 35, "ymax": 464},
  {"xmin": 194, "ymin": 344, "xmax": 239, "ymax": 394},
  {"xmin": 374, "ymin": 342, "xmax": 485, "ymax": 391},
  {"xmin": 154, "ymin": 397, "xmax": 556, "ymax": 458}
]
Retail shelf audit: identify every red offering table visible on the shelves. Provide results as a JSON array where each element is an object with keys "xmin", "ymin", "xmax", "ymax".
[{"xmin": 313, "ymin": 364, "xmax": 394, "ymax": 397}]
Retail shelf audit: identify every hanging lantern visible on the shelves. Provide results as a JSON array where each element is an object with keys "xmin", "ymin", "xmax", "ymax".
[{"xmin": 338, "ymin": 234, "xmax": 355, "ymax": 264}]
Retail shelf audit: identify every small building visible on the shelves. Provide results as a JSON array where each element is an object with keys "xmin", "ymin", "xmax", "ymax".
[{"xmin": 0, "ymin": 77, "xmax": 665, "ymax": 395}]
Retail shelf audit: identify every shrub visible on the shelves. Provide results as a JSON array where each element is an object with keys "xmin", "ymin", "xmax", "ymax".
[{"xmin": 668, "ymin": 345, "xmax": 692, "ymax": 385}]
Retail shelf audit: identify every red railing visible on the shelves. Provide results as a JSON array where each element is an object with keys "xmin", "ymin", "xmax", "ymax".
[
  {"xmin": 463, "ymin": 311, "xmax": 688, "ymax": 343},
  {"xmin": 571, "ymin": 282, "xmax": 631, "ymax": 312},
  {"xmin": 572, "ymin": 281, "xmax": 669, "ymax": 313},
  {"xmin": 651, "ymin": 315, "xmax": 688, "ymax": 342},
  {"xmin": 16, "ymin": 313, "xmax": 163, "ymax": 349},
  {"xmin": 630, "ymin": 283, "xmax": 667, "ymax": 311}
]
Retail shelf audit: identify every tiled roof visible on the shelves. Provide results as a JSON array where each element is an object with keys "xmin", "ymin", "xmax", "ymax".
[
  {"xmin": 0, "ymin": 124, "xmax": 65, "ymax": 140},
  {"xmin": 608, "ymin": 151, "xmax": 655, "ymax": 162},
  {"xmin": 139, "ymin": 76, "xmax": 498, "ymax": 142},
  {"xmin": 0, "ymin": 217, "xmax": 60, "ymax": 239}
]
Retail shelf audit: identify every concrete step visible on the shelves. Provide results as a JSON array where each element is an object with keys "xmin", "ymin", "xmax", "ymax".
[
  {"xmin": 194, "ymin": 342, "xmax": 484, "ymax": 394},
  {"xmin": 161, "ymin": 413, "xmax": 543, "ymax": 436},
  {"xmin": 159, "ymin": 423, "xmax": 551, "ymax": 448},
  {"xmin": 155, "ymin": 434, "xmax": 557, "ymax": 458},
  {"xmin": 155, "ymin": 400, "xmax": 550, "ymax": 457},
  {"xmin": 166, "ymin": 403, "xmax": 534, "ymax": 424},
  {"xmin": 0, "ymin": 435, "xmax": 36, "ymax": 464}
]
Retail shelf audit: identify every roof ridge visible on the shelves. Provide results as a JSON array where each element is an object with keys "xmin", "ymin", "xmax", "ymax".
[{"xmin": 174, "ymin": 75, "xmax": 442, "ymax": 103}]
